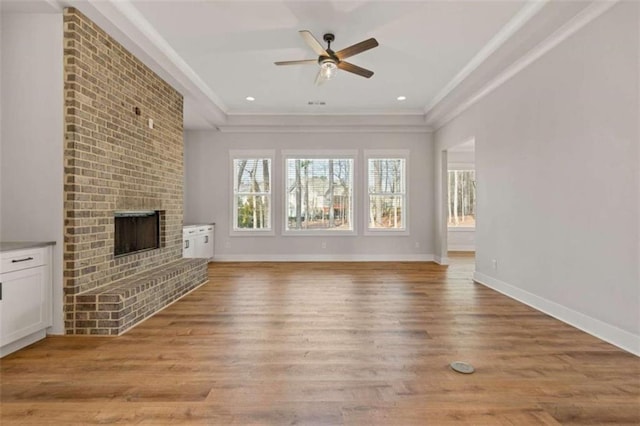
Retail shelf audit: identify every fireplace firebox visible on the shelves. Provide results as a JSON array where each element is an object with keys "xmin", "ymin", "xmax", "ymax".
[{"xmin": 114, "ymin": 211, "xmax": 160, "ymax": 257}]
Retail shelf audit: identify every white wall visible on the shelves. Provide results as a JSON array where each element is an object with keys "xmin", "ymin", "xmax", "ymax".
[
  {"xmin": 447, "ymin": 150, "xmax": 474, "ymax": 166},
  {"xmin": 1, "ymin": 13, "xmax": 64, "ymax": 334},
  {"xmin": 435, "ymin": 2, "xmax": 639, "ymax": 354},
  {"xmin": 185, "ymin": 131, "xmax": 434, "ymax": 260},
  {"xmin": 447, "ymin": 150, "xmax": 476, "ymax": 251}
]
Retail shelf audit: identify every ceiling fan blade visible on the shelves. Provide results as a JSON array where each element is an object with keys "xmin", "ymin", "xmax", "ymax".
[
  {"xmin": 299, "ymin": 30, "xmax": 329, "ymax": 56},
  {"xmin": 335, "ymin": 38, "xmax": 378, "ymax": 60},
  {"xmin": 337, "ymin": 61, "xmax": 374, "ymax": 78},
  {"xmin": 274, "ymin": 59, "xmax": 318, "ymax": 66}
]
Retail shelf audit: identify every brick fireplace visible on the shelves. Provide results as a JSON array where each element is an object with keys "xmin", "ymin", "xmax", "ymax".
[{"xmin": 63, "ymin": 8, "xmax": 207, "ymax": 335}]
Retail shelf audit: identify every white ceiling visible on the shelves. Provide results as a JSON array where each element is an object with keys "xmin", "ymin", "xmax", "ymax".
[
  {"xmin": 2, "ymin": 0, "xmax": 595, "ymax": 130},
  {"xmin": 129, "ymin": 0, "xmax": 524, "ymax": 115}
]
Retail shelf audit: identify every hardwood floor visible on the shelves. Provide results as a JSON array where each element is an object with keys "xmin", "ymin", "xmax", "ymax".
[{"xmin": 2, "ymin": 257, "xmax": 639, "ymax": 425}]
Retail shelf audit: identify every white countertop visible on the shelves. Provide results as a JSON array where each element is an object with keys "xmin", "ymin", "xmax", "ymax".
[{"xmin": 0, "ymin": 241, "xmax": 56, "ymax": 252}]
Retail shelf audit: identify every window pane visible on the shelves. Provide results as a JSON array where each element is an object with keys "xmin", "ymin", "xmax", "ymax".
[
  {"xmin": 447, "ymin": 170, "xmax": 476, "ymax": 227},
  {"xmin": 285, "ymin": 158, "xmax": 353, "ymax": 231},
  {"xmin": 368, "ymin": 159, "xmax": 405, "ymax": 193},
  {"xmin": 367, "ymin": 158, "xmax": 406, "ymax": 230},
  {"xmin": 233, "ymin": 158, "xmax": 271, "ymax": 231},
  {"xmin": 235, "ymin": 195, "xmax": 271, "ymax": 230},
  {"xmin": 234, "ymin": 159, "xmax": 271, "ymax": 194},
  {"xmin": 368, "ymin": 195, "xmax": 404, "ymax": 229}
]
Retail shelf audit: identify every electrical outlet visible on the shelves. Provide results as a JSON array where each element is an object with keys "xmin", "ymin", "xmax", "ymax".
[
  {"xmin": 225, "ymin": 240, "xmax": 231, "ymax": 249},
  {"xmin": 321, "ymin": 241, "xmax": 327, "ymax": 249},
  {"xmin": 415, "ymin": 242, "xmax": 420, "ymax": 249},
  {"xmin": 492, "ymin": 259, "xmax": 498, "ymax": 270}
]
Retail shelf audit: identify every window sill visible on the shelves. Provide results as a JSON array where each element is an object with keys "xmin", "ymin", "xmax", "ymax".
[
  {"xmin": 364, "ymin": 229, "xmax": 409, "ymax": 236},
  {"xmin": 230, "ymin": 230, "xmax": 275, "ymax": 237},
  {"xmin": 282, "ymin": 230, "xmax": 357, "ymax": 237}
]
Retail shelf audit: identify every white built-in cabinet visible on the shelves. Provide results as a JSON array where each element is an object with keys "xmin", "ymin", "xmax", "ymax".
[
  {"xmin": 183, "ymin": 224, "xmax": 214, "ymax": 261},
  {"xmin": 0, "ymin": 244, "xmax": 53, "ymax": 357}
]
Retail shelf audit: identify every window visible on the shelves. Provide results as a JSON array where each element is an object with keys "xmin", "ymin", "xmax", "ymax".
[
  {"xmin": 232, "ymin": 154, "xmax": 272, "ymax": 233},
  {"xmin": 448, "ymin": 170, "xmax": 476, "ymax": 227},
  {"xmin": 366, "ymin": 155, "xmax": 407, "ymax": 232},
  {"xmin": 284, "ymin": 155, "xmax": 354, "ymax": 233}
]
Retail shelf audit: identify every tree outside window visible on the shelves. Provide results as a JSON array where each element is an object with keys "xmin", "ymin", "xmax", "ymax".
[
  {"xmin": 367, "ymin": 158, "xmax": 406, "ymax": 231},
  {"xmin": 233, "ymin": 158, "xmax": 271, "ymax": 231},
  {"xmin": 448, "ymin": 170, "xmax": 476, "ymax": 227},
  {"xmin": 285, "ymin": 158, "xmax": 353, "ymax": 231}
]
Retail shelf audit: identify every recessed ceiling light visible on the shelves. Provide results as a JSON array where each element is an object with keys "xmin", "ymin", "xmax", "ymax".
[
  {"xmin": 397, "ymin": 96, "xmax": 407, "ymax": 101},
  {"xmin": 246, "ymin": 96, "xmax": 255, "ymax": 102}
]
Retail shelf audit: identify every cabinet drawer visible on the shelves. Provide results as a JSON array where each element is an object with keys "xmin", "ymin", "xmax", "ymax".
[
  {"xmin": 183, "ymin": 228, "xmax": 197, "ymax": 237},
  {"xmin": 1, "ymin": 248, "xmax": 45, "ymax": 273}
]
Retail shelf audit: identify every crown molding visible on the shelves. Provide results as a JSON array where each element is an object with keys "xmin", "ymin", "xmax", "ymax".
[
  {"xmin": 70, "ymin": 0, "xmax": 227, "ymax": 127},
  {"xmin": 109, "ymin": 0, "xmax": 228, "ymax": 114},
  {"xmin": 216, "ymin": 125, "xmax": 432, "ymax": 134},
  {"xmin": 426, "ymin": 0, "xmax": 618, "ymax": 129},
  {"xmin": 226, "ymin": 110, "xmax": 426, "ymax": 117},
  {"xmin": 53, "ymin": 0, "xmax": 614, "ymax": 133},
  {"xmin": 225, "ymin": 113, "xmax": 428, "ymax": 125},
  {"xmin": 217, "ymin": 113, "xmax": 432, "ymax": 133},
  {"xmin": 424, "ymin": 0, "xmax": 547, "ymax": 115},
  {"xmin": 44, "ymin": 0, "xmax": 63, "ymax": 12}
]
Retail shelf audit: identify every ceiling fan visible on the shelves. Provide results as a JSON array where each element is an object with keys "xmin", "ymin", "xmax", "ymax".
[{"xmin": 275, "ymin": 30, "xmax": 378, "ymax": 85}]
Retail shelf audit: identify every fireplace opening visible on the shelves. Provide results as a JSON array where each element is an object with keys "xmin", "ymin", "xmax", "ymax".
[{"xmin": 114, "ymin": 211, "xmax": 160, "ymax": 257}]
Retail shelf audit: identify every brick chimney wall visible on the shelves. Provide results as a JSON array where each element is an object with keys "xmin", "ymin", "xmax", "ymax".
[{"xmin": 63, "ymin": 7, "xmax": 189, "ymax": 334}]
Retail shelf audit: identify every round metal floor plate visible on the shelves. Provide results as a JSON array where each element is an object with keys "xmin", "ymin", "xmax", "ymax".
[{"xmin": 450, "ymin": 361, "xmax": 475, "ymax": 374}]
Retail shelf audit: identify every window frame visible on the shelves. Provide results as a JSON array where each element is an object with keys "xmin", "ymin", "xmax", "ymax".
[
  {"xmin": 229, "ymin": 150, "xmax": 275, "ymax": 236},
  {"xmin": 364, "ymin": 150, "xmax": 409, "ymax": 236},
  {"xmin": 282, "ymin": 149, "xmax": 357, "ymax": 236},
  {"xmin": 447, "ymin": 167, "xmax": 476, "ymax": 230}
]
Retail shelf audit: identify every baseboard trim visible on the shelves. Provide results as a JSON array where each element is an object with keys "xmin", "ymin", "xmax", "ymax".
[
  {"xmin": 213, "ymin": 254, "xmax": 435, "ymax": 262},
  {"xmin": 1, "ymin": 329, "xmax": 47, "ymax": 358},
  {"xmin": 473, "ymin": 272, "xmax": 640, "ymax": 356},
  {"xmin": 447, "ymin": 245, "xmax": 475, "ymax": 252},
  {"xmin": 433, "ymin": 255, "xmax": 450, "ymax": 265}
]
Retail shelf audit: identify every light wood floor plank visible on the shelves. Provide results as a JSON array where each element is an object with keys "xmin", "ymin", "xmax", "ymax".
[{"xmin": 1, "ymin": 257, "xmax": 638, "ymax": 424}]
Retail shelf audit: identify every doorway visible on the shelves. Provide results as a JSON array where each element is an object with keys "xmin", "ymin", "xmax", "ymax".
[{"xmin": 446, "ymin": 139, "xmax": 476, "ymax": 253}]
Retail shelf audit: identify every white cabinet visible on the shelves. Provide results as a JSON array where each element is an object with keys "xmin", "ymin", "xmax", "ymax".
[
  {"xmin": 195, "ymin": 225, "xmax": 214, "ymax": 259},
  {"xmin": 183, "ymin": 224, "xmax": 214, "ymax": 261},
  {"xmin": 183, "ymin": 228, "xmax": 196, "ymax": 258},
  {"xmin": 0, "ymin": 245, "xmax": 52, "ymax": 357}
]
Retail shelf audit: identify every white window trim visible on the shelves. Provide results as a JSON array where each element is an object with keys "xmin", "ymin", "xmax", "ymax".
[
  {"xmin": 229, "ymin": 150, "xmax": 275, "ymax": 237},
  {"xmin": 448, "ymin": 162, "xmax": 475, "ymax": 171},
  {"xmin": 282, "ymin": 149, "xmax": 357, "ymax": 236},
  {"xmin": 364, "ymin": 149, "xmax": 410, "ymax": 236}
]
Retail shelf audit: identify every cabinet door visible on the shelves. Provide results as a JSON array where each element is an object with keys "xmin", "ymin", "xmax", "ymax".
[
  {"xmin": 0, "ymin": 266, "xmax": 50, "ymax": 346},
  {"xmin": 195, "ymin": 234, "xmax": 207, "ymax": 259},
  {"xmin": 194, "ymin": 229, "xmax": 214, "ymax": 260},
  {"xmin": 183, "ymin": 236, "xmax": 195, "ymax": 258},
  {"xmin": 206, "ymin": 228, "xmax": 214, "ymax": 259}
]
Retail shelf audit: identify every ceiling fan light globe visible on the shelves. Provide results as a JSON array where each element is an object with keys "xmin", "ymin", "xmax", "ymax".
[{"xmin": 320, "ymin": 61, "xmax": 338, "ymax": 80}]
